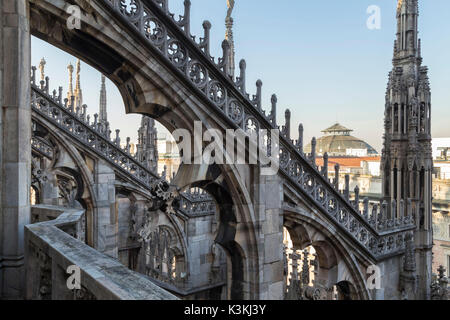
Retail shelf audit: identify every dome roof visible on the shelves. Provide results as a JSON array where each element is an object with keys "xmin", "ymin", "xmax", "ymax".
[{"xmin": 304, "ymin": 123, "xmax": 378, "ymax": 156}]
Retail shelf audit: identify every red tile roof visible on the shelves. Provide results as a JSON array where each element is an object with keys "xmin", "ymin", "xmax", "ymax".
[{"xmin": 316, "ymin": 156, "xmax": 381, "ymax": 168}]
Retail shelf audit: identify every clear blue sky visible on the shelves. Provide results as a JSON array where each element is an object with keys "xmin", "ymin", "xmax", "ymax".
[{"xmin": 32, "ymin": 0, "xmax": 450, "ymax": 152}]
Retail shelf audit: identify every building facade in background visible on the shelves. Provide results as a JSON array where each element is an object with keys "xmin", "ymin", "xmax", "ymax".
[{"xmin": 305, "ymin": 123, "xmax": 378, "ymax": 157}]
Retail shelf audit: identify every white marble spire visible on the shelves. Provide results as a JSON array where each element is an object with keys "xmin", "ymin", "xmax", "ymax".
[
  {"xmin": 99, "ymin": 74, "xmax": 107, "ymax": 124},
  {"xmin": 74, "ymin": 59, "xmax": 83, "ymax": 109},
  {"xmin": 67, "ymin": 62, "xmax": 74, "ymax": 101},
  {"xmin": 225, "ymin": 0, "xmax": 235, "ymax": 79},
  {"xmin": 38, "ymin": 57, "xmax": 46, "ymax": 82}
]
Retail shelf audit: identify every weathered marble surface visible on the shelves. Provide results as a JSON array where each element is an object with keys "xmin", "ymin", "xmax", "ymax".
[{"xmin": 25, "ymin": 205, "xmax": 178, "ymax": 300}]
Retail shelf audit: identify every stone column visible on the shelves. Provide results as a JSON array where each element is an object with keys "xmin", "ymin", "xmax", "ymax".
[
  {"xmin": 255, "ymin": 173, "xmax": 284, "ymax": 300},
  {"xmin": 0, "ymin": 0, "xmax": 31, "ymax": 299},
  {"xmin": 94, "ymin": 160, "xmax": 118, "ymax": 258}
]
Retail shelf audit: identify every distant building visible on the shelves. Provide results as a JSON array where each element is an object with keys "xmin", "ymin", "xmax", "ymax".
[
  {"xmin": 157, "ymin": 133, "xmax": 180, "ymax": 179},
  {"xmin": 316, "ymin": 137, "xmax": 450, "ymax": 276},
  {"xmin": 305, "ymin": 123, "xmax": 378, "ymax": 157},
  {"xmin": 431, "ymin": 138, "xmax": 450, "ymax": 276}
]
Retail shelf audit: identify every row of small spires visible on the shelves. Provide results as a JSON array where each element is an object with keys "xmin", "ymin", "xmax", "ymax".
[
  {"xmin": 32, "ymin": 2, "xmax": 317, "ymax": 162},
  {"xmin": 135, "ymin": 0, "xmax": 406, "ymax": 226},
  {"xmin": 30, "ymin": 64, "xmax": 216, "ymax": 189},
  {"xmin": 30, "ymin": 66, "xmax": 160, "ymax": 171},
  {"xmin": 30, "ymin": 65, "xmax": 373, "ymax": 208},
  {"xmin": 32, "ymin": 62, "xmax": 403, "ymax": 229},
  {"xmin": 146, "ymin": 0, "xmax": 303, "ymax": 132},
  {"xmin": 30, "ymin": 67, "xmax": 416, "ymax": 231}
]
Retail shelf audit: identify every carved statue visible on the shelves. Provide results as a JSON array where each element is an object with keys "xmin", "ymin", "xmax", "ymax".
[
  {"xmin": 39, "ymin": 57, "xmax": 46, "ymax": 81},
  {"xmin": 226, "ymin": 0, "xmax": 235, "ymax": 20}
]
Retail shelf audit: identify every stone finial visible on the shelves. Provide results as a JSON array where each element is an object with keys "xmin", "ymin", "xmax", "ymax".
[
  {"xmin": 344, "ymin": 174, "xmax": 350, "ymax": 200},
  {"xmin": 115, "ymin": 129, "xmax": 120, "ymax": 145},
  {"xmin": 182, "ymin": 0, "xmax": 191, "ymax": 35},
  {"xmin": 58, "ymin": 86, "xmax": 63, "ymax": 104},
  {"xmin": 334, "ymin": 163, "xmax": 340, "ymax": 190},
  {"xmin": 363, "ymin": 197, "xmax": 369, "ymax": 219},
  {"xmin": 106, "ymin": 122, "xmax": 111, "ymax": 140},
  {"xmin": 377, "ymin": 201, "xmax": 387, "ymax": 230},
  {"xmin": 45, "ymin": 76, "xmax": 49, "ymax": 93},
  {"xmin": 39, "ymin": 57, "xmax": 46, "ymax": 81},
  {"xmin": 354, "ymin": 185, "xmax": 360, "ymax": 209},
  {"xmin": 126, "ymin": 137, "xmax": 131, "ymax": 153},
  {"xmin": 255, "ymin": 80, "xmax": 262, "ymax": 111},
  {"xmin": 70, "ymin": 95, "xmax": 75, "ymax": 112},
  {"xmin": 391, "ymin": 199, "xmax": 397, "ymax": 219},
  {"xmin": 283, "ymin": 109, "xmax": 291, "ymax": 140},
  {"xmin": 219, "ymin": 40, "xmax": 230, "ymax": 73},
  {"xmin": 67, "ymin": 63, "xmax": 74, "ymax": 101},
  {"xmin": 268, "ymin": 94, "xmax": 277, "ymax": 126},
  {"xmin": 297, "ymin": 123, "xmax": 304, "ymax": 152},
  {"xmin": 310, "ymin": 137, "xmax": 316, "ymax": 165},
  {"xmin": 237, "ymin": 59, "xmax": 246, "ymax": 93},
  {"xmin": 201, "ymin": 20, "xmax": 211, "ymax": 57},
  {"xmin": 99, "ymin": 74, "xmax": 108, "ymax": 124},
  {"xmin": 322, "ymin": 152, "xmax": 328, "ymax": 177},
  {"xmin": 372, "ymin": 204, "xmax": 378, "ymax": 222}
]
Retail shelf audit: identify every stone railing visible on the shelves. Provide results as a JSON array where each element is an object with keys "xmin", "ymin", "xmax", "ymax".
[
  {"xmin": 31, "ymin": 81, "xmax": 160, "ymax": 190},
  {"xmin": 179, "ymin": 188, "xmax": 217, "ymax": 216},
  {"xmin": 25, "ymin": 205, "xmax": 178, "ymax": 300},
  {"xmin": 30, "ymin": 81, "xmax": 216, "ymax": 216},
  {"xmin": 31, "ymin": 135, "xmax": 54, "ymax": 159},
  {"xmin": 102, "ymin": 0, "xmax": 416, "ymax": 259}
]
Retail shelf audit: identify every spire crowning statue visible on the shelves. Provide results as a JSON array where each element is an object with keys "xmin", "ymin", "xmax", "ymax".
[
  {"xmin": 74, "ymin": 59, "xmax": 83, "ymax": 109},
  {"xmin": 225, "ymin": 0, "xmax": 235, "ymax": 79},
  {"xmin": 38, "ymin": 58, "xmax": 46, "ymax": 82},
  {"xmin": 226, "ymin": 0, "xmax": 234, "ymax": 19},
  {"xmin": 382, "ymin": 0, "xmax": 433, "ymax": 299}
]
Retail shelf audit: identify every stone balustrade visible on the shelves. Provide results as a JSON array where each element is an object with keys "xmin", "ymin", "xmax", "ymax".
[
  {"xmin": 29, "ymin": 0, "xmax": 417, "ymax": 260},
  {"xmin": 25, "ymin": 205, "xmax": 178, "ymax": 300},
  {"xmin": 30, "ymin": 82, "xmax": 216, "ymax": 217},
  {"xmin": 102, "ymin": 0, "xmax": 417, "ymax": 258}
]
